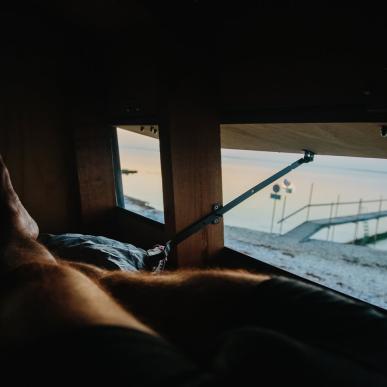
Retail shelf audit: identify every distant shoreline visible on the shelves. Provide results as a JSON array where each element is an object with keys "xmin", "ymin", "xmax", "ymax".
[{"xmin": 124, "ymin": 195, "xmax": 164, "ymax": 223}]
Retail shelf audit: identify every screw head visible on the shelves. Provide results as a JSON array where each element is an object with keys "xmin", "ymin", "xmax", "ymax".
[{"xmin": 213, "ymin": 203, "xmax": 222, "ymax": 211}]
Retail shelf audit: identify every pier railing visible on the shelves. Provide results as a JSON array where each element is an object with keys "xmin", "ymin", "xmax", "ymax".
[
  {"xmin": 277, "ymin": 197, "xmax": 387, "ymax": 243},
  {"xmin": 278, "ymin": 198, "xmax": 387, "ymax": 224}
]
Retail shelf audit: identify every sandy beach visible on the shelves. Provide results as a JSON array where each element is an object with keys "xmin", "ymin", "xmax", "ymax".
[{"xmin": 124, "ymin": 195, "xmax": 387, "ymax": 310}]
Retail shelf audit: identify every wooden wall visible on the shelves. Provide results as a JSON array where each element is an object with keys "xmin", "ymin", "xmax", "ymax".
[
  {"xmin": 0, "ymin": 10, "xmax": 80, "ymax": 233},
  {"xmin": 0, "ymin": 83, "xmax": 80, "ymax": 234},
  {"xmin": 158, "ymin": 67, "xmax": 224, "ymax": 268},
  {"xmin": 1, "ymin": 4, "xmax": 386, "ymax": 267},
  {"xmin": 0, "ymin": 6, "xmax": 149, "ymax": 239}
]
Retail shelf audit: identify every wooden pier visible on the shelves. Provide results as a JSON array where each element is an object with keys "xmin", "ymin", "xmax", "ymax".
[{"xmin": 285, "ymin": 211, "xmax": 387, "ymax": 242}]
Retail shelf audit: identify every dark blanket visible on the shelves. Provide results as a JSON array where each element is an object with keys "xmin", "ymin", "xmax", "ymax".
[
  {"xmin": 2, "ymin": 279, "xmax": 387, "ymax": 386},
  {"xmin": 39, "ymin": 233, "xmax": 150, "ymax": 271}
]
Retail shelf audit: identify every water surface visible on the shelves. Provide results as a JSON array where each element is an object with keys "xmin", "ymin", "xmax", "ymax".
[{"xmin": 117, "ymin": 128, "xmax": 387, "ymax": 250}]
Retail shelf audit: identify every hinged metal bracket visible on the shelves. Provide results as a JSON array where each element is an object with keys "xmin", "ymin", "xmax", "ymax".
[
  {"xmin": 162, "ymin": 149, "xmax": 316, "ymax": 259},
  {"xmin": 301, "ymin": 149, "xmax": 315, "ymax": 163}
]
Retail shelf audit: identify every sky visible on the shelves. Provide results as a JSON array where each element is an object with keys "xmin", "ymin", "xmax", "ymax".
[{"xmin": 117, "ymin": 128, "xmax": 387, "ymax": 248}]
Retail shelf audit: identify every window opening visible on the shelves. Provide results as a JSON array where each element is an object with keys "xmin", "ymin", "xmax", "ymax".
[
  {"xmin": 222, "ymin": 148, "xmax": 387, "ymax": 309},
  {"xmin": 115, "ymin": 126, "xmax": 164, "ymax": 223}
]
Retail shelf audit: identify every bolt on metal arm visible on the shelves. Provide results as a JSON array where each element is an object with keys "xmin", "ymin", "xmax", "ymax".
[{"xmin": 301, "ymin": 149, "xmax": 315, "ymax": 163}]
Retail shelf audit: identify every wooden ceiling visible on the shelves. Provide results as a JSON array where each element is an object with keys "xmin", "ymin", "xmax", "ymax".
[
  {"xmin": 6, "ymin": 4, "xmax": 387, "ymax": 143},
  {"xmin": 221, "ymin": 123, "xmax": 387, "ymax": 159},
  {"xmin": 119, "ymin": 122, "xmax": 387, "ymax": 159}
]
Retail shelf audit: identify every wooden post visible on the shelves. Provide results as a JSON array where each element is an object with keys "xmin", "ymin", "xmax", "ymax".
[
  {"xmin": 158, "ymin": 97, "xmax": 224, "ymax": 267},
  {"xmin": 158, "ymin": 48, "xmax": 223, "ymax": 268}
]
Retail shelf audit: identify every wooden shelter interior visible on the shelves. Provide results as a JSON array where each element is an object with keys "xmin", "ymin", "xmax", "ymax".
[{"xmin": 1, "ymin": 2, "xmax": 386, "ymax": 275}]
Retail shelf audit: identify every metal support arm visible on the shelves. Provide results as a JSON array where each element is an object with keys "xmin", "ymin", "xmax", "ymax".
[{"xmin": 164, "ymin": 149, "xmax": 315, "ymax": 254}]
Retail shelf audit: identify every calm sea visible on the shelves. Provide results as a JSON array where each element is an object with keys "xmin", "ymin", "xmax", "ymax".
[{"xmin": 117, "ymin": 128, "xmax": 387, "ymax": 251}]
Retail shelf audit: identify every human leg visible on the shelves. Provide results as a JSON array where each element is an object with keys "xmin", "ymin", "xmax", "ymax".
[
  {"xmin": 99, "ymin": 268, "xmax": 271, "ymax": 356},
  {"xmin": 0, "ymin": 155, "xmax": 155, "ymax": 344}
]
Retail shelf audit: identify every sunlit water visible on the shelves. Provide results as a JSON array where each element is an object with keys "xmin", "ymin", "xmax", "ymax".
[{"xmin": 117, "ymin": 128, "xmax": 387, "ymax": 251}]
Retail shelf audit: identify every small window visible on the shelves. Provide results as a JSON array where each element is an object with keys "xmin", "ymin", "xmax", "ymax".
[
  {"xmin": 222, "ymin": 148, "xmax": 387, "ymax": 309},
  {"xmin": 115, "ymin": 126, "xmax": 164, "ymax": 223}
]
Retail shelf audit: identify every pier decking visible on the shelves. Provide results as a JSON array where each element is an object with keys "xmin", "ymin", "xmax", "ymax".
[{"xmin": 285, "ymin": 211, "xmax": 387, "ymax": 242}]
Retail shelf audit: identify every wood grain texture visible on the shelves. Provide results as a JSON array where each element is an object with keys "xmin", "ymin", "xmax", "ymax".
[
  {"xmin": 0, "ymin": 49, "xmax": 80, "ymax": 233},
  {"xmin": 75, "ymin": 124, "xmax": 117, "ymax": 231},
  {"xmin": 121, "ymin": 122, "xmax": 387, "ymax": 159},
  {"xmin": 158, "ymin": 65, "xmax": 224, "ymax": 268},
  {"xmin": 222, "ymin": 122, "xmax": 387, "ymax": 158},
  {"xmin": 106, "ymin": 207, "xmax": 166, "ymax": 249}
]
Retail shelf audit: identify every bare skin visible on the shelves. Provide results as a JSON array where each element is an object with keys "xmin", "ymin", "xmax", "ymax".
[
  {"xmin": 0, "ymin": 155, "xmax": 156, "ymax": 343},
  {"xmin": 65, "ymin": 261, "xmax": 271, "ymax": 360},
  {"xmin": 0, "ymin": 154, "xmax": 270, "ymax": 352}
]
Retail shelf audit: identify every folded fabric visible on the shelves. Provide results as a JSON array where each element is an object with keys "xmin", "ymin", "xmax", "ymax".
[{"xmin": 39, "ymin": 233, "xmax": 149, "ymax": 272}]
